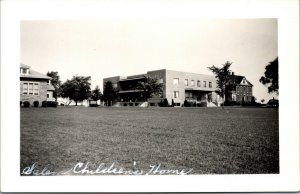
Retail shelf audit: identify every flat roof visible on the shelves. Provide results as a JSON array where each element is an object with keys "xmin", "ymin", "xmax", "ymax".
[
  {"xmin": 118, "ymin": 89, "xmax": 143, "ymax": 93},
  {"xmin": 119, "ymin": 77, "xmax": 146, "ymax": 82}
]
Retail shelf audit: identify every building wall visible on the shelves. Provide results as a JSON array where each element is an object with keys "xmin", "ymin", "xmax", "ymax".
[
  {"xmin": 236, "ymin": 85, "xmax": 253, "ymax": 102},
  {"xmin": 47, "ymin": 91, "xmax": 54, "ymax": 101},
  {"xmin": 20, "ymin": 78, "xmax": 49, "ymax": 106},
  {"xmin": 164, "ymin": 70, "xmax": 218, "ymax": 105}
]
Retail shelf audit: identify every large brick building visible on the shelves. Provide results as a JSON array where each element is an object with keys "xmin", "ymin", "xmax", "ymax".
[
  {"xmin": 225, "ymin": 73, "xmax": 253, "ymax": 103},
  {"xmin": 20, "ymin": 64, "xmax": 55, "ymax": 106},
  {"xmin": 104, "ymin": 69, "xmax": 254, "ymax": 107},
  {"xmin": 104, "ymin": 69, "xmax": 224, "ymax": 107}
]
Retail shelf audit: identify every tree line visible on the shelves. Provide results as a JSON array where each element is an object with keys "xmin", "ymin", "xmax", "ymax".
[
  {"xmin": 46, "ymin": 73, "xmax": 102, "ymax": 106},
  {"xmin": 47, "ymin": 57, "xmax": 278, "ymax": 107},
  {"xmin": 46, "ymin": 72, "xmax": 163, "ymax": 106}
]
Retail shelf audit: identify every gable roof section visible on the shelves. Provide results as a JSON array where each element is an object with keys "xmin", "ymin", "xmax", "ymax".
[
  {"xmin": 20, "ymin": 69, "xmax": 52, "ymax": 80},
  {"xmin": 46, "ymin": 85, "xmax": 55, "ymax": 91},
  {"xmin": 227, "ymin": 75, "xmax": 253, "ymax": 86},
  {"xmin": 20, "ymin": 63, "xmax": 31, "ymax": 69},
  {"xmin": 20, "ymin": 63, "xmax": 51, "ymax": 79}
]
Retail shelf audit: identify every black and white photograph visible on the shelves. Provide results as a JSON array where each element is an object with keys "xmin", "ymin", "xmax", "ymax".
[
  {"xmin": 1, "ymin": 0, "xmax": 299, "ymax": 192},
  {"xmin": 19, "ymin": 19, "xmax": 279, "ymax": 176}
]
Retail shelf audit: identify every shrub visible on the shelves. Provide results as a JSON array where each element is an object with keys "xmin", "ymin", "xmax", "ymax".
[
  {"xmin": 163, "ymin": 98, "xmax": 169, "ymax": 107},
  {"xmin": 33, "ymin": 101, "xmax": 39, "ymax": 107},
  {"xmin": 23, "ymin": 101, "xmax": 30, "ymax": 107},
  {"xmin": 159, "ymin": 98, "xmax": 170, "ymax": 107},
  {"xmin": 183, "ymin": 100, "xmax": 193, "ymax": 107},
  {"xmin": 47, "ymin": 101, "xmax": 58, "ymax": 107},
  {"xmin": 42, "ymin": 101, "xmax": 47, "ymax": 107},
  {"xmin": 224, "ymin": 101, "xmax": 241, "ymax": 106}
]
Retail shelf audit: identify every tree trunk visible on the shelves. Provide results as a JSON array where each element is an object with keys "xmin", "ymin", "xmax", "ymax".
[
  {"xmin": 222, "ymin": 94, "xmax": 225, "ymax": 109},
  {"xmin": 75, "ymin": 100, "xmax": 78, "ymax": 106}
]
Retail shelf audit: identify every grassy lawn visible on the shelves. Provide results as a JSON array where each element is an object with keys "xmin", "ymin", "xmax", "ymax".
[{"xmin": 20, "ymin": 107, "xmax": 279, "ymax": 175}]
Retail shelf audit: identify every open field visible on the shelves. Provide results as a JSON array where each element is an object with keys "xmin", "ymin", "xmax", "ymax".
[{"xmin": 21, "ymin": 107, "xmax": 279, "ymax": 175}]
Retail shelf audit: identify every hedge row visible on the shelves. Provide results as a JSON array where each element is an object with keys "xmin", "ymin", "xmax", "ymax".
[{"xmin": 20, "ymin": 101, "xmax": 58, "ymax": 108}]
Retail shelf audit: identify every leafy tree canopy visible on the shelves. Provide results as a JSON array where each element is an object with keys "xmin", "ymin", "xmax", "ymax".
[
  {"xmin": 61, "ymin": 75, "xmax": 91, "ymax": 106},
  {"xmin": 208, "ymin": 61, "xmax": 232, "ymax": 95},
  {"xmin": 91, "ymin": 85, "xmax": 102, "ymax": 101},
  {"xmin": 259, "ymin": 57, "xmax": 278, "ymax": 94},
  {"xmin": 102, "ymin": 81, "xmax": 118, "ymax": 106},
  {"xmin": 47, "ymin": 71, "xmax": 62, "ymax": 99},
  {"xmin": 137, "ymin": 76, "xmax": 164, "ymax": 101}
]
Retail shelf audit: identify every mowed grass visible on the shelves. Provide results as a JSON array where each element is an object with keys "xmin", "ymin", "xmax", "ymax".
[{"xmin": 21, "ymin": 107, "xmax": 279, "ymax": 174}]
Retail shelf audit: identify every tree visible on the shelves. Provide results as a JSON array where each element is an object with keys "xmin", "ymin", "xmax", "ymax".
[
  {"xmin": 102, "ymin": 81, "xmax": 118, "ymax": 106},
  {"xmin": 137, "ymin": 76, "xmax": 164, "ymax": 102},
  {"xmin": 158, "ymin": 98, "xmax": 169, "ymax": 107},
  {"xmin": 91, "ymin": 85, "xmax": 102, "ymax": 101},
  {"xmin": 259, "ymin": 57, "xmax": 278, "ymax": 94},
  {"xmin": 261, "ymin": 99, "xmax": 265, "ymax": 104},
  {"xmin": 47, "ymin": 71, "xmax": 62, "ymax": 100},
  {"xmin": 60, "ymin": 75, "xmax": 91, "ymax": 106},
  {"xmin": 207, "ymin": 61, "xmax": 232, "ymax": 109},
  {"xmin": 251, "ymin": 96, "xmax": 257, "ymax": 105}
]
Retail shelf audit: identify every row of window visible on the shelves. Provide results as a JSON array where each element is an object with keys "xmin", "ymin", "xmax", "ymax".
[
  {"xmin": 173, "ymin": 78, "xmax": 212, "ymax": 88},
  {"xmin": 23, "ymin": 82, "xmax": 39, "ymax": 95},
  {"xmin": 173, "ymin": 91, "xmax": 195, "ymax": 98}
]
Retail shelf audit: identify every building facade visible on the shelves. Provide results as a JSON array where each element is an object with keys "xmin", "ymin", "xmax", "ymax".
[
  {"xmin": 20, "ymin": 64, "xmax": 55, "ymax": 106},
  {"xmin": 225, "ymin": 73, "xmax": 253, "ymax": 103},
  {"xmin": 103, "ymin": 69, "xmax": 224, "ymax": 107}
]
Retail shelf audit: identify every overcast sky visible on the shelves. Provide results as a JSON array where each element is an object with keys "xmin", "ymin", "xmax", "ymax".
[{"xmin": 21, "ymin": 19, "xmax": 277, "ymax": 101}]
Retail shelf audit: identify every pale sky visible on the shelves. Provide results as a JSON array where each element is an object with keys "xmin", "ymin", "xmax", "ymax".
[{"xmin": 21, "ymin": 19, "xmax": 278, "ymax": 102}]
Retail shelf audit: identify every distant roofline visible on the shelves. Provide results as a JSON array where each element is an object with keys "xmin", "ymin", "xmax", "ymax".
[{"xmin": 103, "ymin": 69, "xmax": 216, "ymax": 79}]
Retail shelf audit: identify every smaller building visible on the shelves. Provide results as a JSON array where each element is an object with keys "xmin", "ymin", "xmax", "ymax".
[
  {"xmin": 225, "ymin": 72, "xmax": 253, "ymax": 103},
  {"xmin": 20, "ymin": 64, "xmax": 55, "ymax": 106}
]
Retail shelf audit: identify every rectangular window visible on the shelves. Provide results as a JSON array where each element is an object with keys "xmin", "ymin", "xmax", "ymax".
[
  {"xmin": 209, "ymin": 82, "xmax": 212, "ymax": 88},
  {"xmin": 173, "ymin": 78, "xmax": 179, "ymax": 85},
  {"xmin": 34, "ymin": 83, "xmax": 39, "ymax": 95},
  {"xmin": 185, "ymin": 79, "xmax": 188, "ymax": 86},
  {"xmin": 21, "ymin": 68, "xmax": 27, "ymax": 74},
  {"xmin": 191, "ymin": 80, "xmax": 195, "ymax": 86},
  {"xmin": 28, "ymin": 83, "xmax": 33, "ymax": 95},
  {"xmin": 47, "ymin": 93, "xmax": 50, "ymax": 98},
  {"xmin": 203, "ymin": 81, "xmax": 207, "ymax": 87},
  {"xmin": 197, "ymin": 80, "xmax": 201, "ymax": 87},
  {"xmin": 174, "ymin": 91, "xmax": 179, "ymax": 98},
  {"xmin": 185, "ymin": 92, "xmax": 193, "ymax": 98},
  {"xmin": 22, "ymin": 82, "xmax": 39, "ymax": 95},
  {"xmin": 23, "ymin": 83, "xmax": 28, "ymax": 94}
]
